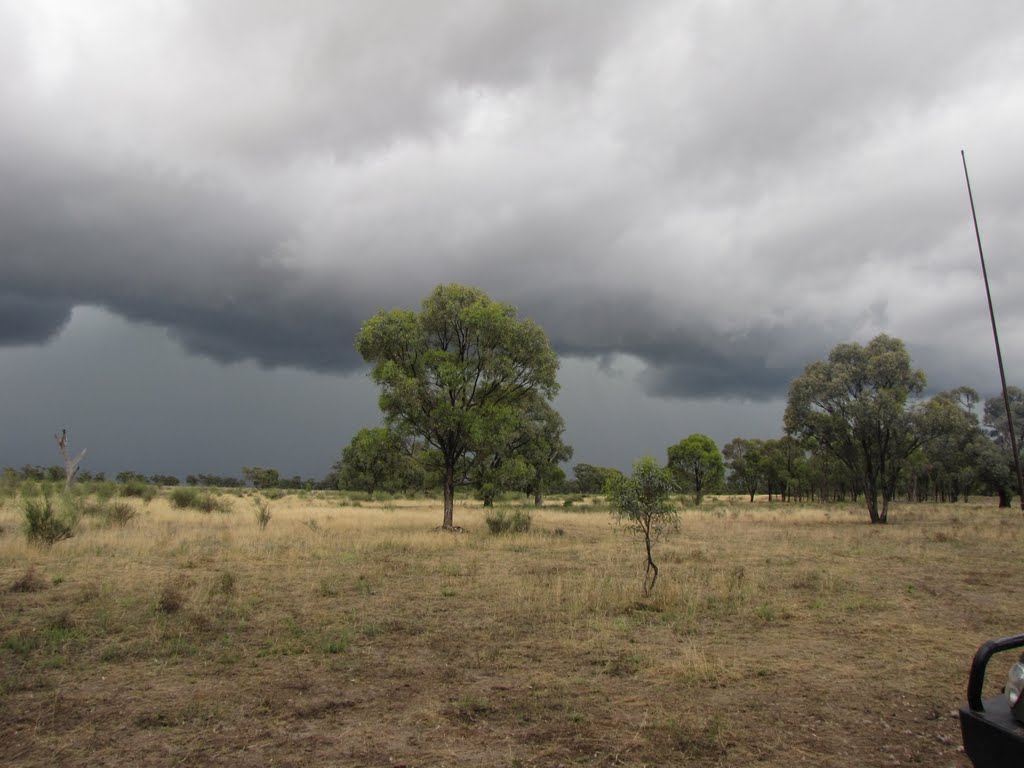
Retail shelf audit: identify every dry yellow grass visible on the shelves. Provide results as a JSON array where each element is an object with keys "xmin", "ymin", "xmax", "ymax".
[{"xmin": 0, "ymin": 490, "xmax": 1014, "ymax": 766}]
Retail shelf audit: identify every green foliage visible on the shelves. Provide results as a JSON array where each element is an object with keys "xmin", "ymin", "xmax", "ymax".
[
  {"xmin": 23, "ymin": 495, "xmax": 77, "ymax": 544},
  {"xmin": 335, "ymin": 427, "xmax": 414, "ymax": 495},
  {"xmin": 484, "ymin": 508, "xmax": 532, "ymax": 534},
  {"xmin": 607, "ymin": 457, "xmax": 678, "ymax": 596},
  {"xmin": 785, "ymin": 334, "xmax": 926, "ymax": 523},
  {"xmin": 472, "ymin": 454, "xmax": 531, "ymax": 507},
  {"xmin": 667, "ymin": 434, "xmax": 725, "ymax": 505},
  {"xmin": 356, "ymin": 283, "xmax": 560, "ymax": 529},
  {"xmin": 495, "ymin": 395, "xmax": 573, "ymax": 506}
]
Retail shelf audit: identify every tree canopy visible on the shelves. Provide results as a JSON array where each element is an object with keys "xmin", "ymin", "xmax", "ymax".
[
  {"xmin": 572, "ymin": 463, "xmax": 623, "ymax": 494},
  {"xmin": 356, "ymin": 284, "xmax": 560, "ymax": 529}
]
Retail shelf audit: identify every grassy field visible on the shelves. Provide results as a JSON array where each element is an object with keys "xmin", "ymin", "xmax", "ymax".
[{"xmin": 0, "ymin": 490, "xmax": 1017, "ymax": 767}]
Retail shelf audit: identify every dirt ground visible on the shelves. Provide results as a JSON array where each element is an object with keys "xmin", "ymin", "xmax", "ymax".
[{"xmin": 1, "ymin": 493, "xmax": 1014, "ymax": 766}]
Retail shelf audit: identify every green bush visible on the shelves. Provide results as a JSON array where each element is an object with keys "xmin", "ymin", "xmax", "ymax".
[
  {"xmin": 104, "ymin": 501, "xmax": 138, "ymax": 527},
  {"xmin": 169, "ymin": 486, "xmax": 231, "ymax": 513},
  {"xmin": 0, "ymin": 468, "xmax": 19, "ymax": 500},
  {"xmin": 79, "ymin": 499, "xmax": 108, "ymax": 517},
  {"xmin": 88, "ymin": 480, "xmax": 118, "ymax": 501},
  {"xmin": 169, "ymin": 487, "xmax": 199, "ymax": 508},
  {"xmin": 195, "ymin": 493, "xmax": 232, "ymax": 514},
  {"xmin": 23, "ymin": 496, "xmax": 77, "ymax": 544},
  {"xmin": 485, "ymin": 509, "xmax": 532, "ymax": 535},
  {"xmin": 20, "ymin": 480, "xmax": 42, "ymax": 499},
  {"xmin": 253, "ymin": 498, "xmax": 272, "ymax": 531},
  {"xmin": 120, "ymin": 479, "xmax": 156, "ymax": 502}
]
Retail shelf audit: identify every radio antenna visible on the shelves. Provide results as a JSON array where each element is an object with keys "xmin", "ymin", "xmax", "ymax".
[{"xmin": 962, "ymin": 149, "xmax": 1024, "ymax": 511}]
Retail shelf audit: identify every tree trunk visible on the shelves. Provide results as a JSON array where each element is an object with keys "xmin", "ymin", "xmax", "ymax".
[
  {"xmin": 864, "ymin": 480, "xmax": 883, "ymax": 524},
  {"xmin": 442, "ymin": 466, "xmax": 455, "ymax": 528},
  {"xmin": 878, "ymin": 494, "xmax": 889, "ymax": 524},
  {"xmin": 534, "ymin": 490, "xmax": 543, "ymax": 507},
  {"xmin": 999, "ymin": 488, "xmax": 1011, "ymax": 508}
]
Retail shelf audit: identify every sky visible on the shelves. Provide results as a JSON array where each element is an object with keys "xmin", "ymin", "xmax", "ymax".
[{"xmin": 2, "ymin": 1, "xmax": 1024, "ymax": 481}]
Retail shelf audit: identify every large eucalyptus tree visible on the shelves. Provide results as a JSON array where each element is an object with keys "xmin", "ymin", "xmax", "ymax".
[
  {"xmin": 356, "ymin": 284, "xmax": 560, "ymax": 529},
  {"xmin": 784, "ymin": 334, "xmax": 925, "ymax": 524}
]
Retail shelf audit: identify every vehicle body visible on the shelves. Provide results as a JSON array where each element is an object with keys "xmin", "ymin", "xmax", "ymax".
[{"xmin": 960, "ymin": 633, "xmax": 1024, "ymax": 766}]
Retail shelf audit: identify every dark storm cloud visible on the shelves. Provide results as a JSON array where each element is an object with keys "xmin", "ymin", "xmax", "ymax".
[
  {"xmin": 0, "ymin": 294, "xmax": 72, "ymax": 345},
  {"xmin": 2, "ymin": 1, "xmax": 1024, "ymax": 401}
]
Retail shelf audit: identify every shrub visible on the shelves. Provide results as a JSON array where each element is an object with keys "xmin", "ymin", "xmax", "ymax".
[
  {"xmin": 20, "ymin": 480, "xmax": 42, "ymax": 499},
  {"xmin": 262, "ymin": 488, "xmax": 285, "ymax": 501},
  {"xmin": 485, "ymin": 509, "xmax": 532, "ymax": 535},
  {"xmin": 90, "ymin": 480, "xmax": 118, "ymax": 501},
  {"xmin": 253, "ymin": 498, "xmax": 272, "ymax": 531},
  {"xmin": 170, "ymin": 487, "xmax": 231, "ymax": 513},
  {"xmin": 79, "ymin": 500, "xmax": 109, "ymax": 518},
  {"xmin": 105, "ymin": 501, "xmax": 137, "ymax": 527},
  {"xmin": 120, "ymin": 479, "xmax": 156, "ymax": 502},
  {"xmin": 157, "ymin": 578, "xmax": 188, "ymax": 613},
  {"xmin": 194, "ymin": 493, "xmax": 232, "ymax": 514},
  {"xmin": 0, "ymin": 468, "xmax": 18, "ymax": 500},
  {"xmin": 10, "ymin": 566, "xmax": 48, "ymax": 592},
  {"xmin": 23, "ymin": 496, "xmax": 77, "ymax": 544},
  {"xmin": 170, "ymin": 487, "xmax": 200, "ymax": 508}
]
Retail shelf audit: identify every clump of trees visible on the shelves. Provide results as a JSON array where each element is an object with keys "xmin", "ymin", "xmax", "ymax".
[{"xmin": 704, "ymin": 333, "xmax": 1024, "ymax": 521}]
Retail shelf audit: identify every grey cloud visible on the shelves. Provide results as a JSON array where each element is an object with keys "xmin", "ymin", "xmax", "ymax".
[{"xmin": 1, "ymin": 1, "xmax": 1023, "ymax": 405}]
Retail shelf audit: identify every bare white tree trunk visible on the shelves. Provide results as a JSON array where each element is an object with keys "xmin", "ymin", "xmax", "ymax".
[{"xmin": 55, "ymin": 429, "xmax": 86, "ymax": 492}]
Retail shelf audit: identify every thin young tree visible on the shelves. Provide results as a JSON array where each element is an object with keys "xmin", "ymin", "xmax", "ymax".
[{"xmin": 606, "ymin": 456, "xmax": 678, "ymax": 597}]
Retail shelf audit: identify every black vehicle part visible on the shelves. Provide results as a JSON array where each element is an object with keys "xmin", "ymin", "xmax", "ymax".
[{"xmin": 960, "ymin": 633, "xmax": 1024, "ymax": 768}]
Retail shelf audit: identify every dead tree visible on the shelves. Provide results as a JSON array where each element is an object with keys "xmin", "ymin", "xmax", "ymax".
[{"xmin": 55, "ymin": 429, "xmax": 87, "ymax": 491}]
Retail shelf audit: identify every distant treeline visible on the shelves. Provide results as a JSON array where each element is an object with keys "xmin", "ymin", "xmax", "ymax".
[{"xmin": 1, "ymin": 465, "xmax": 333, "ymax": 491}]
